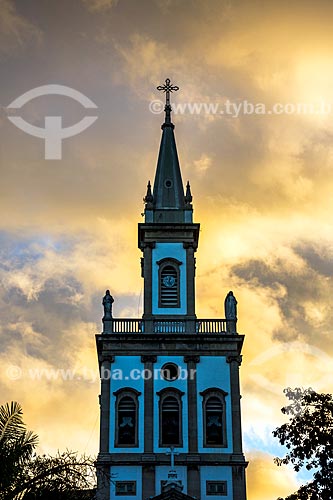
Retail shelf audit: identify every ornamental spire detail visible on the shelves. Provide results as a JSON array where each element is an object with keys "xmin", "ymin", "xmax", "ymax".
[{"xmin": 157, "ymin": 78, "xmax": 179, "ymax": 127}]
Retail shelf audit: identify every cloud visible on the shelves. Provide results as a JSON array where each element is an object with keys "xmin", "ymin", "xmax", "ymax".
[
  {"xmin": 112, "ymin": 34, "xmax": 185, "ymax": 98},
  {"xmin": 0, "ymin": 0, "xmax": 41, "ymax": 58},
  {"xmin": 0, "ymin": 321, "xmax": 100, "ymax": 455},
  {"xmin": 232, "ymin": 242, "xmax": 333, "ymax": 345},
  {"xmin": 247, "ymin": 452, "xmax": 299, "ymax": 500},
  {"xmin": 0, "ymin": 231, "xmax": 120, "ymax": 455},
  {"xmin": 82, "ymin": 0, "xmax": 118, "ymax": 12},
  {"xmin": 193, "ymin": 154, "xmax": 212, "ymax": 175},
  {"xmin": 0, "ymin": 227, "xmax": 144, "ymax": 454},
  {"xmin": 0, "ymin": 228, "xmax": 143, "ymax": 380},
  {"xmin": 111, "ymin": 32, "xmax": 218, "ymax": 113}
]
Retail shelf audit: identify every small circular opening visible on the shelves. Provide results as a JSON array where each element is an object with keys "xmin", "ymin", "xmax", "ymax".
[
  {"xmin": 161, "ymin": 363, "xmax": 179, "ymax": 381},
  {"xmin": 164, "ymin": 179, "xmax": 173, "ymax": 188}
]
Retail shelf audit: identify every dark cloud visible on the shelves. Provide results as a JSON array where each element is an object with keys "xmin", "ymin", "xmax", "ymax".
[
  {"xmin": 295, "ymin": 243, "xmax": 333, "ymax": 278},
  {"xmin": 0, "ymin": 233, "xmax": 92, "ymax": 361},
  {"xmin": 232, "ymin": 243, "xmax": 333, "ymax": 347}
]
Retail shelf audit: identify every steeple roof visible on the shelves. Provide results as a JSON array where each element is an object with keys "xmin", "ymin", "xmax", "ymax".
[
  {"xmin": 144, "ymin": 79, "xmax": 193, "ymax": 224},
  {"xmin": 153, "ymin": 120, "xmax": 185, "ymax": 210}
]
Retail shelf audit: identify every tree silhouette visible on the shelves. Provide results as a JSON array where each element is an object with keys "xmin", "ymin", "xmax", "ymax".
[
  {"xmin": 0, "ymin": 401, "xmax": 39, "ymax": 493},
  {"xmin": 0, "ymin": 402, "xmax": 97, "ymax": 500},
  {"xmin": 273, "ymin": 388, "xmax": 333, "ymax": 500}
]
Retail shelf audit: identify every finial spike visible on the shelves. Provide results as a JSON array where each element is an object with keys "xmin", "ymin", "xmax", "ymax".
[
  {"xmin": 185, "ymin": 180, "xmax": 193, "ymax": 205},
  {"xmin": 144, "ymin": 180, "xmax": 153, "ymax": 206}
]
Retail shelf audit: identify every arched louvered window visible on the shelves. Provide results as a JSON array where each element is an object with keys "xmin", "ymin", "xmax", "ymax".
[
  {"xmin": 114, "ymin": 388, "xmax": 141, "ymax": 447},
  {"xmin": 158, "ymin": 258, "xmax": 181, "ymax": 308},
  {"xmin": 158, "ymin": 388, "xmax": 184, "ymax": 447},
  {"xmin": 201, "ymin": 388, "xmax": 228, "ymax": 447},
  {"xmin": 161, "ymin": 396, "xmax": 179, "ymax": 445},
  {"xmin": 206, "ymin": 397, "xmax": 223, "ymax": 445}
]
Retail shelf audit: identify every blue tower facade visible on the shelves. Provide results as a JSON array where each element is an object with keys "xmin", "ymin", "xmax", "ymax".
[{"xmin": 96, "ymin": 80, "xmax": 247, "ymax": 500}]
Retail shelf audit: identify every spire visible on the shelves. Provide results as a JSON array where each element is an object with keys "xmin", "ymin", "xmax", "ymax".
[
  {"xmin": 152, "ymin": 120, "xmax": 184, "ymax": 210},
  {"xmin": 185, "ymin": 181, "xmax": 192, "ymax": 206},
  {"xmin": 144, "ymin": 180, "xmax": 153, "ymax": 208},
  {"xmin": 146, "ymin": 78, "xmax": 190, "ymax": 223}
]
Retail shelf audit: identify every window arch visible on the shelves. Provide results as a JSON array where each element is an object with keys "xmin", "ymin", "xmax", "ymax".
[
  {"xmin": 114, "ymin": 388, "xmax": 141, "ymax": 447},
  {"xmin": 157, "ymin": 258, "xmax": 182, "ymax": 308},
  {"xmin": 157, "ymin": 388, "xmax": 184, "ymax": 447},
  {"xmin": 200, "ymin": 388, "xmax": 228, "ymax": 448}
]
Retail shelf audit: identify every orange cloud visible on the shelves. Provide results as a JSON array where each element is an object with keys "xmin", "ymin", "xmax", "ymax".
[{"xmin": 247, "ymin": 452, "xmax": 299, "ymax": 500}]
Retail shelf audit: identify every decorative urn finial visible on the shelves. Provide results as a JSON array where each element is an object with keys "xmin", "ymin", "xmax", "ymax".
[
  {"xmin": 185, "ymin": 180, "xmax": 193, "ymax": 205},
  {"xmin": 144, "ymin": 180, "xmax": 154, "ymax": 207}
]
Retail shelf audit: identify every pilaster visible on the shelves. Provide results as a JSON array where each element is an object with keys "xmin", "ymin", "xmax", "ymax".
[
  {"xmin": 141, "ymin": 355, "xmax": 157, "ymax": 500},
  {"xmin": 99, "ymin": 355, "xmax": 115, "ymax": 454},
  {"xmin": 184, "ymin": 355, "xmax": 200, "ymax": 498},
  {"xmin": 232, "ymin": 464, "xmax": 247, "ymax": 500},
  {"xmin": 97, "ymin": 355, "xmax": 114, "ymax": 500},
  {"xmin": 187, "ymin": 465, "xmax": 201, "ymax": 500},
  {"xmin": 227, "ymin": 354, "xmax": 247, "ymax": 499},
  {"xmin": 184, "ymin": 243, "xmax": 197, "ymax": 317},
  {"xmin": 142, "ymin": 243, "xmax": 154, "ymax": 318},
  {"xmin": 184, "ymin": 355, "xmax": 200, "ymax": 452}
]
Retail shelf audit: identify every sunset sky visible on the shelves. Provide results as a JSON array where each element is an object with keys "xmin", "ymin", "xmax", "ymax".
[{"xmin": 1, "ymin": 1, "xmax": 333, "ymax": 498}]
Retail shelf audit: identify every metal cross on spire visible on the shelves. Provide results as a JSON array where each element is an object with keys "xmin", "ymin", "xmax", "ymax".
[{"xmin": 157, "ymin": 78, "xmax": 179, "ymax": 107}]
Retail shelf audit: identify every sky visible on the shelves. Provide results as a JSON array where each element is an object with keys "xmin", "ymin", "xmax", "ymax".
[{"xmin": 0, "ymin": 0, "xmax": 333, "ymax": 498}]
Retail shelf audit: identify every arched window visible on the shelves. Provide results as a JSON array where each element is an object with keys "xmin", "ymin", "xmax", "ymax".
[
  {"xmin": 157, "ymin": 388, "xmax": 184, "ymax": 447},
  {"xmin": 157, "ymin": 258, "xmax": 182, "ymax": 308},
  {"xmin": 114, "ymin": 388, "xmax": 141, "ymax": 447},
  {"xmin": 200, "ymin": 388, "xmax": 228, "ymax": 448}
]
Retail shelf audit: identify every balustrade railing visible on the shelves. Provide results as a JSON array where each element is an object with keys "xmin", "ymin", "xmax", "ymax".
[{"xmin": 102, "ymin": 318, "xmax": 237, "ymax": 334}]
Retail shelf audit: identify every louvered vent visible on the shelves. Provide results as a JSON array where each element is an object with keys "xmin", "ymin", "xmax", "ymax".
[
  {"xmin": 161, "ymin": 395, "xmax": 180, "ymax": 445},
  {"xmin": 118, "ymin": 396, "xmax": 136, "ymax": 445},
  {"xmin": 119, "ymin": 396, "xmax": 135, "ymax": 412},
  {"xmin": 160, "ymin": 265, "xmax": 179, "ymax": 307},
  {"xmin": 206, "ymin": 397, "xmax": 223, "ymax": 411},
  {"xmin": 163, "ymin": 396, "xmax": 179, "ymax": 411},
  {"xmin": 205, "ymin": 396, "xmax": 224, "ymax": 446}
]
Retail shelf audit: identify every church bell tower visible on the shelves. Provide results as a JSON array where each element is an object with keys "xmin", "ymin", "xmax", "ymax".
[{"xmin": 96, "ymin": 79, "xmax": 247, "ymax": 500}]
